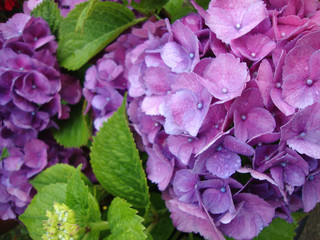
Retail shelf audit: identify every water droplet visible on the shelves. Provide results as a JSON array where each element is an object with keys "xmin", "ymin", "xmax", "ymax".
[
  {"xmin": 18, "ymin": 30, "xmax": 22, "ymax": 34},
  {"xmin": 188, "ymin": 138, "xmax": 193, "ymax": 142},
  {"xmin": 235, "ymin": 23, "xmax": 241, "ymax": 30},
  {"xmin": 299, "ymin": 132, "xmax": 306, "ymax": 137},
  {"xmin": 106, "ymin": 97, "xmax": 110, "ymax": 101},
  {"xmin": 251, "ymin": 52, "xmax": 256, "ymax": 58},
  {"xmin": 34, "ymin": 37, "xmax": 38, "ymax": 41},
  {"xmin": 31, "ymin": 111, "xmax": 36, "ymax": 116},
  {"xmin": 214, "ymin": 124, "xmax": 219, "ymax": 129},
  {"xmin": 222, "ymin": 88, "xmax": 228, "ymax": 94},
  {"xmin": 220, "ymin": 187, "xmax": 226, "ymax": 193},
  {"xmin": 276, "ymin": 82, "xmax": 281, "ymax": 88},
  {"xmin": 32, "ymin": 84, "xmax": 36, "ymax": 89},
  {"xmin": 189, "ymin": 53, "xmax": 194, "ymax": 59},
  {"xmin": 281, "ymin": 32, "xmax": 286, "ymax": 37},
  {"xmin": 281, "ymin": 162, "xmax": 287, "ymax": 167},
  {"xmin": 257, "ymin": 142, "xmax": 262, "ymax": 147},
  {"xmin": 197, "ymin": 103, "xmax": 203, "ymax": 109},
  {"xmin": 217, "ymin": 146, "xmax": 222, "ymax": 151},
  {"xmin": 241, "ymin": 114, "xmax": 246, "ymax": 121},
  {"xmin": 154, "ymin": 122, "xmax": 159, "ymax": 127},
  {"xmin": 19, "ymin": 67, "xmax": 24, "ymax": 71},
  {"xmin": 309, "ymin": 175, "xmax": 314, "ymax": 181},
  {"xmin": 306, "ymin": 79, "xmax": 313, "ymax": 85}
]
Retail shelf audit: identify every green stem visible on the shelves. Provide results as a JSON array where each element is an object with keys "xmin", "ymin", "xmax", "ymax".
[{"xmin": 88, "ymin": 221, "xmax": 109, "ymax": 232}]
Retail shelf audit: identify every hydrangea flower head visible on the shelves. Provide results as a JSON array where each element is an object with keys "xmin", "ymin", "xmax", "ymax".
[{"xmin": 42, "ymin": 202, "xmax": 79, "ymax": 240}]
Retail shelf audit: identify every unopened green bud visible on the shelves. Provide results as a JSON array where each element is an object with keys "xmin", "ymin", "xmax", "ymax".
[{"xmin": 42, "ymin": 203, "xmax": 80, "ymax": 240}]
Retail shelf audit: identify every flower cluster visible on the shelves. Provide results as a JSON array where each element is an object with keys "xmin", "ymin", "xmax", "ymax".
[
  {"xmin": 84, "ymin": 0, "xmax": 320, "ymax": 239},
  {"xmin": 42, "ymin": 202, "xmax": 79, "ymax": 240},
  {"xmin": 0, "ymin": 13, "xmax": 84, "ymax": 220}
]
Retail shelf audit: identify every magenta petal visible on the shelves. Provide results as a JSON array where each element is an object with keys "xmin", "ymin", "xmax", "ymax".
[
  {"xmin": 302, "ymin": 174, "xmax": 320, "ymax": 212},
  {"xmin": 146, "ymin": 145, "xmax": 174, "ymax": 191},
  {"xmin": 167, "ymin": 199, "xmax": 225, "ymax": 240},
  {"xmin": 200, "ymin": 54, "xmax": 248, "ymax": 102},
  {"xmin": 144, "ymin": 67, "xmax": 173, "ymax": 95},
  {"xmin": 205, "ymin": 0, "xmax": 268, "ymax": 44},
  {"xmin": 256, "ymin": 59, "xmax": 274, "ymax": 107},
  {"xmin": 220, "ymin": 193, "xmax": 274, "ymax": 240},
  {"xmin": 161, "ymin": 42, "xmax": 192, "ymax": 73},
  {"xmin": 205, "ymin": 148, "xmax": 241, "ymax": 179},
  {"xmin": 202, "ymin": 188, "xmax": 231, "ymax": 214}
]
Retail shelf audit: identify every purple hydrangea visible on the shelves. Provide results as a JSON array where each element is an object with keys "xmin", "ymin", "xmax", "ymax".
[
  {"xmin": 84, "ymin": 0, "xmax": 320, "ymax": 239},
  {"xmin": 0, "ymin": 13, "xmax": 84, "ymax": 220}
]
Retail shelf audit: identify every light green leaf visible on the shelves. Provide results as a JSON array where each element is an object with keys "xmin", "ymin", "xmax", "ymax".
[
  {"xmin": 57, "ymin": 1, "xmax": 146, "ymax": 70},
  {"xmin": 30, "ymin": 163, "xmax": 92, "ymax": 191},
  {"xmin": 52, "ymin": 102, "xmax": 91, "ymax": 148},
  {"xmin": 19, "ymin": 183, "xmax": 67, "ymax": 240},
  {"xmin": 31, "ymin": 0, "xmax": 62, "ymax": 36},
  {"xmin": 164, "ymin": 0, "xmax": 195, "ymax": 22},
  {"xmin": 253, "ymin": 217, "xmax": 297, "ymax": 240},
  {"xmin": 0, "ymin": 147, "xmax": 9, "ymax": 161},
  {"xmin": 107, "ymin": 197, "xmax": 147, "ymax": 240},
  {"xmin": 91, "ymin": 95, "xmax": 150, "ymax": 209},
  {"xmin": 66, "ymin": 165, "xmax": 89, "ymax": 222}
]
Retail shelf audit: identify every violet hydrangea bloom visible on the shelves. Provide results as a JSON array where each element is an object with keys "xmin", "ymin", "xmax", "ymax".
[{"xmin": 83, "ymin": 0, "xmax": 320, "ymax": 239}]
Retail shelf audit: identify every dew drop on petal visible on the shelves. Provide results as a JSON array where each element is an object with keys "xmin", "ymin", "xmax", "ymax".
[
  {"xmin": 189, "ymin": 53, "xmax": 194, "ymax": 59},
  {"xmin": 281, "ymin": 162, "xmax": 287, "ymax": 167},
  {"xmin": 31, "ymin": 111, "xmax": 36, "ymax": 116},
  {"xmin": 32, "ymin": 84, "xmax": 36, "ymax": 89},
  {"xmin": 188, "ymin": 138, "xmax": 193, "ymax": 142},
  {"xmin": 154, "ymin": 122, "xmax": 159, "ymax": 127},
  {"xmin": 251, "ymin": 52, "xmax": 256, "ymax": 58},
  {"xmin": 217, "ymin": 146, "xmax": 222, "ymax": 151},
  {"xmin": 309, "ymin": 175, "xmax": 314, "ymax": 181},
  {"xmin": 276, "ymin": 82, "xmax": 281, "ymax": 88},
  {"xmin": 34, "ymin": 37, "xmax": 38, "ymax": 41},
  {"xmin": 241, "ymin": 114, "xmax": 246, "ymax": 121},
  {"xmin": 235, "ymin": 23, "xmax": 241, "ymax": 29},
  {"xmin": 222, "ymin": 88, "xmax": 228, "ymax": 94},
  {"xmin": 299, "ymin": 132, "xmax": 306, "ymax": 137},
  {"xmin": 106, "ymin": 97, "xmax": 110, "ymax": 101},
  {"xmin": 281, "ymin": 32, "xmax": 286, "ymax": 37},
  {"xmin": 197, "ymin": 103, "xmax": 203, "ymax": 109},
  {"xmin": 306, "ymin": 79, "xmax": 313, "ymax": 86},
  {"xmin": 214, "ymin": 124, "xmax": 219, "ymax": 129}
]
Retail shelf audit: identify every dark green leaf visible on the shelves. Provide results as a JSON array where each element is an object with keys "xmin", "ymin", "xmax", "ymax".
[
  {"xmin": 128, "ymin": 0, "xmax": 169, "ymax": 14},
  {"xmin": 149, "ymin": 212, "xmax": 174, "ymax": 240},
  {"xmin": 164, "ymin": 0, "xmax": 195, "ymax": 22},
  {"xmin": 66, "ymin": 165, "xmax": 89, "ymax": 221},
  {"xmin": 52, "ymin": 102, "xmax": 91, "ymax": 148},
  {"xmin": 91, "ymin": 95, "xmax": 150, "ymax": 209},
  {"xmin": 19, "ymin": 183, "xmax": 67, "ymax": 240},
  {"xmin": 30, "ymin": 163, "xmax": 92, "ymax": 191},
  {"xmin": 107, "ymin": 197, "xmax": 147, "ymax": 240},
  {"xmin": 57, "ymin": 1, "xmax": 146, "ymax": 70},
  {"xmin": 195, "ymin": 0, "xmax": 210, "ymax": 10},
  {"xmin": 0, "ymin": 147, "xmax": 9, "ymax": 161},
  {"xmin": 31, "ymin": 0, "xmax": 62, "ymax": 36}
]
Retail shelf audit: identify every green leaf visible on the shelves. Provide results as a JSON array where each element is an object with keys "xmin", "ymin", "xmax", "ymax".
[
  {"xmin": 107, "ymin": 197, "xmax": 147, "ymax": 240},
  {"xmin": 57, "ymin": 1, "xmax": 146, "ymax": 70},
  {"xmin": 0, "ymin": 147, "xmax": 9, "ymax": 161},
  {"xmin": 66, "ymin": 165, "xmax": 89, "ymax": 222},
  {"xmin": 195, "ymin": 0, "xmax": 210, "ymax": 10},
  {"xmin": 164, "ymin": 0, "xmax": 195, "ymax": 22},
  {"xmin": 19, "ymin": 183, "xmax": 67, "ymax": 240},
  {"xmin": 91, "ymin": 94, "xmax": 150, "ymax": 209},
  {"xmin": 149, "ymin": 193, "xmax": 174, "ymax": 240},
  {"xmin": 127, "ymin": 0, "xmax": 169, "ymax": 14},
  {"xmin": 253, "ymin": 217, "xmax": 297, "ymax": 240},
  {"xmin": 30, "ymin": 163, "xmax": 92, "ymax": 191},
  {"xmin": 31, "ymin": 0, "xmax": 62, "ymax": 37},
  {"xmin": 52, "ymin": 102, "xmax": 91, "ymax": 148}
]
